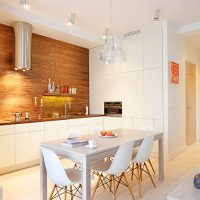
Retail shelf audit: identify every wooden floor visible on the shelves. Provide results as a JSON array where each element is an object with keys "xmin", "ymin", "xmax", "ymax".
[{"xmin": 0, "ymin": 143, "xmax": 200, "ymax": 200}]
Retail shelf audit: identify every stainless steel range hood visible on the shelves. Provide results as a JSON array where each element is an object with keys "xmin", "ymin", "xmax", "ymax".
[{"xmin": 13, "ymin": 21, "xmax": 32, "ymax": 71}]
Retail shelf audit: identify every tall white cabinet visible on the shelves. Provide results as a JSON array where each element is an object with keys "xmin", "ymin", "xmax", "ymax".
[{"xmin": 89, "ymin": 27, "xmax": 164, "ymax": 132}]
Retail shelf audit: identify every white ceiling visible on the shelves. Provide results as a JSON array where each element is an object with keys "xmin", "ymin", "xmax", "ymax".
[{"xmin": 1, "ymin": 0, "xmax": 200, "ymax": 48}]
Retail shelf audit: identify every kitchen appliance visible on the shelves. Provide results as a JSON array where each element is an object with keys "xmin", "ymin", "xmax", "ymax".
[
  {"xmin": 13, "ymin": 21, "xmax": 32, "ymax": 71},
  {"xmin": 14, "ymin": 112, "xmax": 22, "ymax": 121},
  {"xmin": 104, "ymin": 102, "xmax": 122, "ymax": 117}
]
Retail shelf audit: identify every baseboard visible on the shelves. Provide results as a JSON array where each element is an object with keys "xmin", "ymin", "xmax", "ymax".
[{"xmin": 168, "ymin": 146, "xmax": 187, "ymax": 160}]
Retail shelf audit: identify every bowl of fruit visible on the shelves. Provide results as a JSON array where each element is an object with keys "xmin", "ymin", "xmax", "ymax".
[{"xmin": 99, "ymin": 130, "xmax": 117, "ymax": 138}]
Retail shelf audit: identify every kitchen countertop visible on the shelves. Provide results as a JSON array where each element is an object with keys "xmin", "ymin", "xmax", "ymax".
[{"xmin": 0, "ymin": 114, "xmax": 105, "ymax": 126}]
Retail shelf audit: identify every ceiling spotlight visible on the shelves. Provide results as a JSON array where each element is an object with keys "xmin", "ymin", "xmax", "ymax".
[
  {"xmin": 67, "ymin": 13, "xmax": 75, "ymax": 26},
  {"xmin": 20, "ymin": 0, "xmax": 30, "ymax": 9},
  {"xmin": 154, "ymin": 9, "xmax": 160, "ymax": 21}
]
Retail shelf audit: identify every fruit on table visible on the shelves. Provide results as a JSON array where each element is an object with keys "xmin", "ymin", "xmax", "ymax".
[{"xmin": 100, "ymin": 130, "xmax": 114, "ymax": 136}]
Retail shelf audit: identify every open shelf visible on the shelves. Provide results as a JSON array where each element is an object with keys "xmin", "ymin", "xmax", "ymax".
[{"xmin": 42, "ymin": 93, "xmax": 76, "ymax": 97}]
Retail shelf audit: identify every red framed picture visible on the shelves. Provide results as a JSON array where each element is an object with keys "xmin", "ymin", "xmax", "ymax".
[{"xmin": 169, "ymin": 62, "xmax": 179, "ymax": 84}]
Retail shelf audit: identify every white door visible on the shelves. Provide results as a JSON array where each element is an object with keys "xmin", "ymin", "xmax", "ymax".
[{"xmin": 186, "ymin": 61, "xmax": 196, "ymax": 145}]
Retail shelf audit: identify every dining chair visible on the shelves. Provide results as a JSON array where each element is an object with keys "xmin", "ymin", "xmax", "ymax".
[
  {"xmin": 130, "ymin": 134, "xmax": 156, "ymax": 198},
  {"xmin": 91, "ymin": 141, "xmax": 135, "ymax": 200},
  {"xmin": 137, "ymin": 126, "xmax": 156, "ymax": 175},
  {"xmin": 41, "ymin": 147, "xmax": 82, "ymax": 200}
]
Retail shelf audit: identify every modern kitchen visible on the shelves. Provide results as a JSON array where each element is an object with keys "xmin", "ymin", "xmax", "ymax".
[{"xmin": 0, "ymin": 0, "xmax": 200, "ymax": 200}]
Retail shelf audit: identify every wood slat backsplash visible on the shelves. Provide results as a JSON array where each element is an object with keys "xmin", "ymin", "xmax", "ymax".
[{"xmin": 0, "ymin": 23, "xmax": 89, "ymax": 120}]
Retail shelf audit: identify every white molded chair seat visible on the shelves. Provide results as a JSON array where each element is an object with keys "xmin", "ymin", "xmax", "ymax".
[
  {"xmin": 64, "ymin": 168, "xmax": 82, "ymax": 185},
  {"xmin": 41, "ymin": 147, "xmax": 82, "ymax": 199},
  {"xmin": 91, "ymin": 141, "xmax": 135, "ymax": 200}
]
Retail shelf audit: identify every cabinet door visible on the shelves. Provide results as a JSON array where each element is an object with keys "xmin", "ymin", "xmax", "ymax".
[
  {"xmin": 16, "ymin": 131, "xmax": 44, "ymax": 164},
  {"xmin": 0, "ymin": 135, "xmax": 15, "ymax": 168},
  {"xmin": 122, "ymin": 71, "xmax": 143, "ymax": 118},
  {"xmin": 0, "ymin": 125, "xmax": 15, "ymax": 136},
  {"xmin": 122, "ymin": 117, "xmax": 133, "ymax": 129},
  {"xmin": 88, "ymin": 117, "xmax": 104, "ymax": 132},
  {"xmin": 143, "ymin": 29, "xmax": 163, "ymax": 69},
  {"xmin": 104, "ymin": 117, "xmax": 122, "ymax": 130},
  {"xmin": 44, "ymin": 120, "xmax": 68, "ymax": 142},
  {"xmin": 143, "ymin": 68, "xmax": 163, "ymax": 119},
  {"xmin": 123, "ymin": 35, "xmax": 143, "ymax": 72}
]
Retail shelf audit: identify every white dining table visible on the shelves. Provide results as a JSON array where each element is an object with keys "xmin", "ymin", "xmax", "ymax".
[{"xmin": 40, "ymin": 128, "xmax": 164, "ymax": 200}]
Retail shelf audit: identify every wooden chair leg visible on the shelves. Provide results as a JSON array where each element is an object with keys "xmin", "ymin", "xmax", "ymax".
[
  {"xmin": 91, "ymin": 174, "xmax": 102, "ymax": 200},
  {"xmin": 144, "ymin": 162, "xmax": 156, "ymax": 188},
  {"xmin": 131, "ymin": 163, "xmax": 134, "ymax": 181},
  {"xmin": 123, "ymin": 173, "xmax": 135, "ymax": 200},
  {"xmin": 112, "ymin": 175, "xmax": 116, "ymax": 200},
  {"xmin": 136, "ymin": 164, "xmax": 142, "ymax": 198},
  {"xmin": 148, "ymin": 159, "xmax": 156, "ymax": 174},
  {"xmin": 64, "ymin": 186, "xmax": 67, "ymax": 200},
  {"xmin": 49, "ymin": 184, "xmax": 56, "ymax": 200},
  {"xmin": 100, "ymin": 175, "xmax": 106, "ymax": 190},
  {"xmin": 70, "ymin": 185, "xmax": 73, "ymax": 200},
  {"xmin": 109, "ymin": 175, "xmax": 112, "ymax": 192}
]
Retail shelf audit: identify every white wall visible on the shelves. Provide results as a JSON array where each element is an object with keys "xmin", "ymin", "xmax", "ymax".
[
  {"xmin": 185, "ymin": 39, "xmax": 200, "ymax": 140},
  {"xmin": 166, "ymin": 21, "xmax": 186, "ymax": 159}
]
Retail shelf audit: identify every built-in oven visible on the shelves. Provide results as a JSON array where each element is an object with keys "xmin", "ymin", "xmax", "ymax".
[{"xmin": 104, "ymin": 102, "xmax": 122, "ymax": 117}]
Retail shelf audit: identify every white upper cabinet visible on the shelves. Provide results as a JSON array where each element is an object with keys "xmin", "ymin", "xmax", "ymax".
[
  {"xmin": 143, "ymin": 68, "xmax": 163, "ymax": 119},
  {"xmin": 89, "ymin": 47, "xmax": 122, "ymax": 77},
  {"xmin": 122, "ymin": 35, "xmax": 143, "ymax": 72},
  {"xmin": 143, "ymin": 29, "xmax": 163, "ymax": 69},
  {"xmin": 122, "ymin": 71, "xmax": 143, "ymax": 118}
]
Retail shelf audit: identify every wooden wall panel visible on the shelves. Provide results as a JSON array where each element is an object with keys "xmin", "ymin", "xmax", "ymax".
[{"xmin": 0, "ymin": 23, "xmax": 89, "ymax": 120}]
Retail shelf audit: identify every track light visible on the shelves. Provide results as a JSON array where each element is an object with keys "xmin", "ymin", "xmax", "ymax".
[
  {"xmin": 20, "ymin": 0, "xmax": 30, "ymax": 9},
  {"xmin": 67, "ymin": 13, "xmax": 75, "ymax": 26},
  {"xmin": 154, "ymin": 9, "xmax": 160, "ymax": 21}
]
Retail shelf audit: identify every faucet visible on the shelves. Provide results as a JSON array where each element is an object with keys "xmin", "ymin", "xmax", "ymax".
[{"xmin": 64, "ymin": 101, "xmax": 71, "ymax": 118}]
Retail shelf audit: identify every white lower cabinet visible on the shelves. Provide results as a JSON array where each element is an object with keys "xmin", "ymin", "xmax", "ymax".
[
  {"xmin": 44, "ymin": 120, "xmax": 68, "ymax": 142},
  {"xmin": 88, "ymin": 117, "xmax": 104, "ymax": 132},
  {"xmin": 16, "ymin": 130, "xmax": 44, "ymax": 164},
  {"xmin": 0, "ymin": 134, "xmax": 15, "ymax": 168},
  {"xmin": 68, "ymin": 118, "xmax": 89, "ymax": 135},
  {"xmin": 103, "ymin": 117, "xmax": 122, "ymax": 130},
  {"xmin": 122, "ymin": 117, "xmax": 133, "ymax": 129}
]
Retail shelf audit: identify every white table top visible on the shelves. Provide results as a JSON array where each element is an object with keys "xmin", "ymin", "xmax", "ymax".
[
  {"xmin": 167, "ymin": 167, "xmax": 200, "ymax": 200},
  {"xmin": 42, "ymin": 128, "xmax": 162, "ymax": 157}
]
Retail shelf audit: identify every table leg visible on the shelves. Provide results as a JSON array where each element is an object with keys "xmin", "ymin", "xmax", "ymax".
[
  {"xmin": 158, "ymin": 135, "xmax": 164, "ymax": 181},
  {"xmin": 82, "ymin": 158, "xmax": 91, "ymax": 200},
  {"xmin": 40, "ymin": 150, "xmax": 47, "ymax": 200}
]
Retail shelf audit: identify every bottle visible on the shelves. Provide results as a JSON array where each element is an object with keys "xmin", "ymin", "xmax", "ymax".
[
  {"xmin": 86, "ymin": 106, "xmax": 89, "ymax": 115},
  {"xmin": 66, "ymin": 85, "xmax": 69, "ymax": 93},
  {"xmin": 47, "ymin": 78, "xmax": 51, "ymax": 93},
  {"xmin": 52, "ymin": 82, "xmax": 55, "ymax": 93}
]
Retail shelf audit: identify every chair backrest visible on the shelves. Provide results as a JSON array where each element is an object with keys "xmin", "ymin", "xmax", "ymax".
[
  {"xmin": 91, "ymin": 127, "xmax": 102, "ymax": 135},
  {"xmin": 107, "ymin": 140, "xmax": 134, "ymax": 175},
  {"xmin": 133, "ymin": 134, "xmax": 155, "ymax": 163},
  {"xmin": 140, "ymin": 125, "xmax": 154, "ymax": 131},
  {"xmin": 68, "ymin": 130, "xmax": 81, "ymax": 138},
  {"xmin": 41, "ymin": 147, "xmax": 71, "ymax": 186}
]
